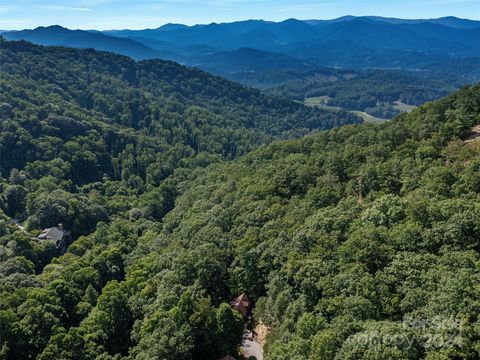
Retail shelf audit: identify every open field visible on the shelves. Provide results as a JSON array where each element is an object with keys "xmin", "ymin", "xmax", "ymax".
[
  {"xmin": 393, "ymin": 100, "xmax": 417, "ymax": 112},
  {"xmin": 304, "ymin": 96, "xmax": 388, "ymax": 123}
]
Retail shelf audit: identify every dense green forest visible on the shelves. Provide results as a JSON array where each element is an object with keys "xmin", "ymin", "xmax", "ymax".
[
  {"xmin": 5, "ymin": 23, "xmax": 476, "ymax": 121},
  {"xmin": 1, "ymin": 38, "xmax": 480, "ymax": 360},
  {"xmin": 168, "ymin": 84, "xmax": 480, "ymax": 359},
  {"xmin": 0, "ymin": 38, "xmax": 360, "ymax": 223},
  {"xmin": 0, "ymin": 38, "xmax": 359, "ymax": 360}
]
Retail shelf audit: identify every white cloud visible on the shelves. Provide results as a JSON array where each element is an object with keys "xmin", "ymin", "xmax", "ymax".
[
  {"xmin": 0, "ymin": 5, "xmax": 17, "ymax": 13},
  {"xmin": 271, "ymin": 3, "xmax": 329, "ymax": 12},
  {"xmin": 36, "ymin": 5, "xmax": 92, "ymax": 11}
]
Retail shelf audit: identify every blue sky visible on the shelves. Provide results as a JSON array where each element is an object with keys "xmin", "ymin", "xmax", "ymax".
[{"xmin": 1, "ymin": 0, "xmax": 479, "ymax": 30}]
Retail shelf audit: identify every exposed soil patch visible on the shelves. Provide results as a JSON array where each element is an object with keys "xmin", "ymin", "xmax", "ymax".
[
  {"xmin": 254, "ymin": 322, "xmax": 270, "ymax": 349},
  {"xmin": 465, "ymin": 124, "xmax": 480, "ymax": 143}
]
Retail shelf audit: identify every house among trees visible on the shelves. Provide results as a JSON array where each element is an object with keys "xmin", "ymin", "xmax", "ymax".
[
  {"xmin": 37, "ymin": 223, "xmax": 70, "ymax": 252},
  {"xmin": 230, "ymin": 293, "xmax": 252, "ymax": 319}
]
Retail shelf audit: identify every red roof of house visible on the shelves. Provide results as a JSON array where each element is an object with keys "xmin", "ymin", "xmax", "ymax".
[{"xmin": 230, "ymin": 293, "xmax": 251, "ymax": 318}]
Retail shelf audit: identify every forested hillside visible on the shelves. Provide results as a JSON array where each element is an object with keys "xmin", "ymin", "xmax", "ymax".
[
  {"xmin": 261, "ymin": 69, "xmax": 458, "ymax": 119},
  {"xmin": 1, "ymin": 37, "xmax": 480, "ymax": 360},
  {"xmin": 6, "ymin": 17, "xmax": 480, "ymax": 77},
  {"xmin": 105, "ymin": 17, "xmax": 480, "ymax": 69},
  {"xmin": 5, "ymin": 22, "xmax": 478, "ymax": 122},
  {"xmin": 1, "ymin": 25, "xmax": 162, "ymax": 60},
  {"xmin": 0, "ymin": 39, "xmax": 359, "ymax": 359},
  {"xmin": 0, "ymin": 38, "xmax": 358, "ymax": 180},
  {"xmin": 162, "ymin": 84, "xmax": 480, "ymax": 359}
]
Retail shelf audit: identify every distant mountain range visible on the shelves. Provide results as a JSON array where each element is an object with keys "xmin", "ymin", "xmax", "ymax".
[
  {"xmin": 102, "ymin": 16, "xmax": 480, "ymax": 68},
  {"xmin": 1, "ymin": 25, "xmax": 161, "ymax": 60},
  {"xmin": 303, "ymin": 15, "xmax": 480, "ymax": 29},
  {"xmin": 2, "ymin": 16, "xmax": 480, "ymax": 77}
]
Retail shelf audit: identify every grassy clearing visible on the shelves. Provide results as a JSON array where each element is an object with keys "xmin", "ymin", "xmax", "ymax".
[
  {"xmin": 352, "ymin": 110, "xmax": 389, "ymax": 123},
  {"xmin": 304, "ymin": 96, "xmax": 332, "ymax": 107},
  {"xmin": 304, "ymin": 96, "xmax": 388, "ymax": 123},
  {"xmin": 393, "ymin": 100, "xmax": 417, "ymax": 112}
]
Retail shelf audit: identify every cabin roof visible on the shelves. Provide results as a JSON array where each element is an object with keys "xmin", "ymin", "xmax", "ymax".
[
  {"xmin": 37, "ymin": 226, "xmax": 65, "ymax": 242},
  {"xmin": 230, "ymin": 293, "xmax": 252, "ymax": 318}
]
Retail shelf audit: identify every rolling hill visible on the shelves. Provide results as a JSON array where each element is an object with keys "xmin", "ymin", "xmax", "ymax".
[
  {"xmin": 5, "ymin": 17, "xmax": 480, "ymax": 79},
  {"xmin": 304, "ymin": 15, "xmax": 480, "ymax": 29},
  {"xmin": 0, "ymin": 38, "xmax": 360, "ymax": 181},
  {"xmin": 150, "ymin": 83, "xmax": 480, "ymax": 360},
  {"xmin": 3, "ymin": 6, "xmax": 480, "ymax": 360},
  {"xmin": 187, "ymin": 47, "xmax": 315, "ymax": 75},
  {"xmin": 2, "ymin": 39, "xmax": 480, "ymax": 357},
  {"xmin": 104, "ymin": 16, "xmax": 480, "ymax": 68},
  {"xmin": 1, "ymin": 25, "xmax": 161, "ymax": 60}
]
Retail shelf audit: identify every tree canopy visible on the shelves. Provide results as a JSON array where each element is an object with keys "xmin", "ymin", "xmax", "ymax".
[{"xmin": 1, "ymin": 38, "xmax": 480, "ymax": 359}]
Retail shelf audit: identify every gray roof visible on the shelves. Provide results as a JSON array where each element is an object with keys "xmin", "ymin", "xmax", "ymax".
[{"xmin": 37, "ymin": 227, "xmax": 64, "ymax": 242}]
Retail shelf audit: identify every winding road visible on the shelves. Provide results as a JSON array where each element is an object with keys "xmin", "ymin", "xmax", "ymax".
[{"xmin": 242, "ymin": 337, "xmax": 263, "ymax": 360}]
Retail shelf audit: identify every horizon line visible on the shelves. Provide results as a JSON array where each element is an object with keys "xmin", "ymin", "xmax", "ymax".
[{"xmin": 2, "ymin": 14, "xmax": 480, "ymax": 32}]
